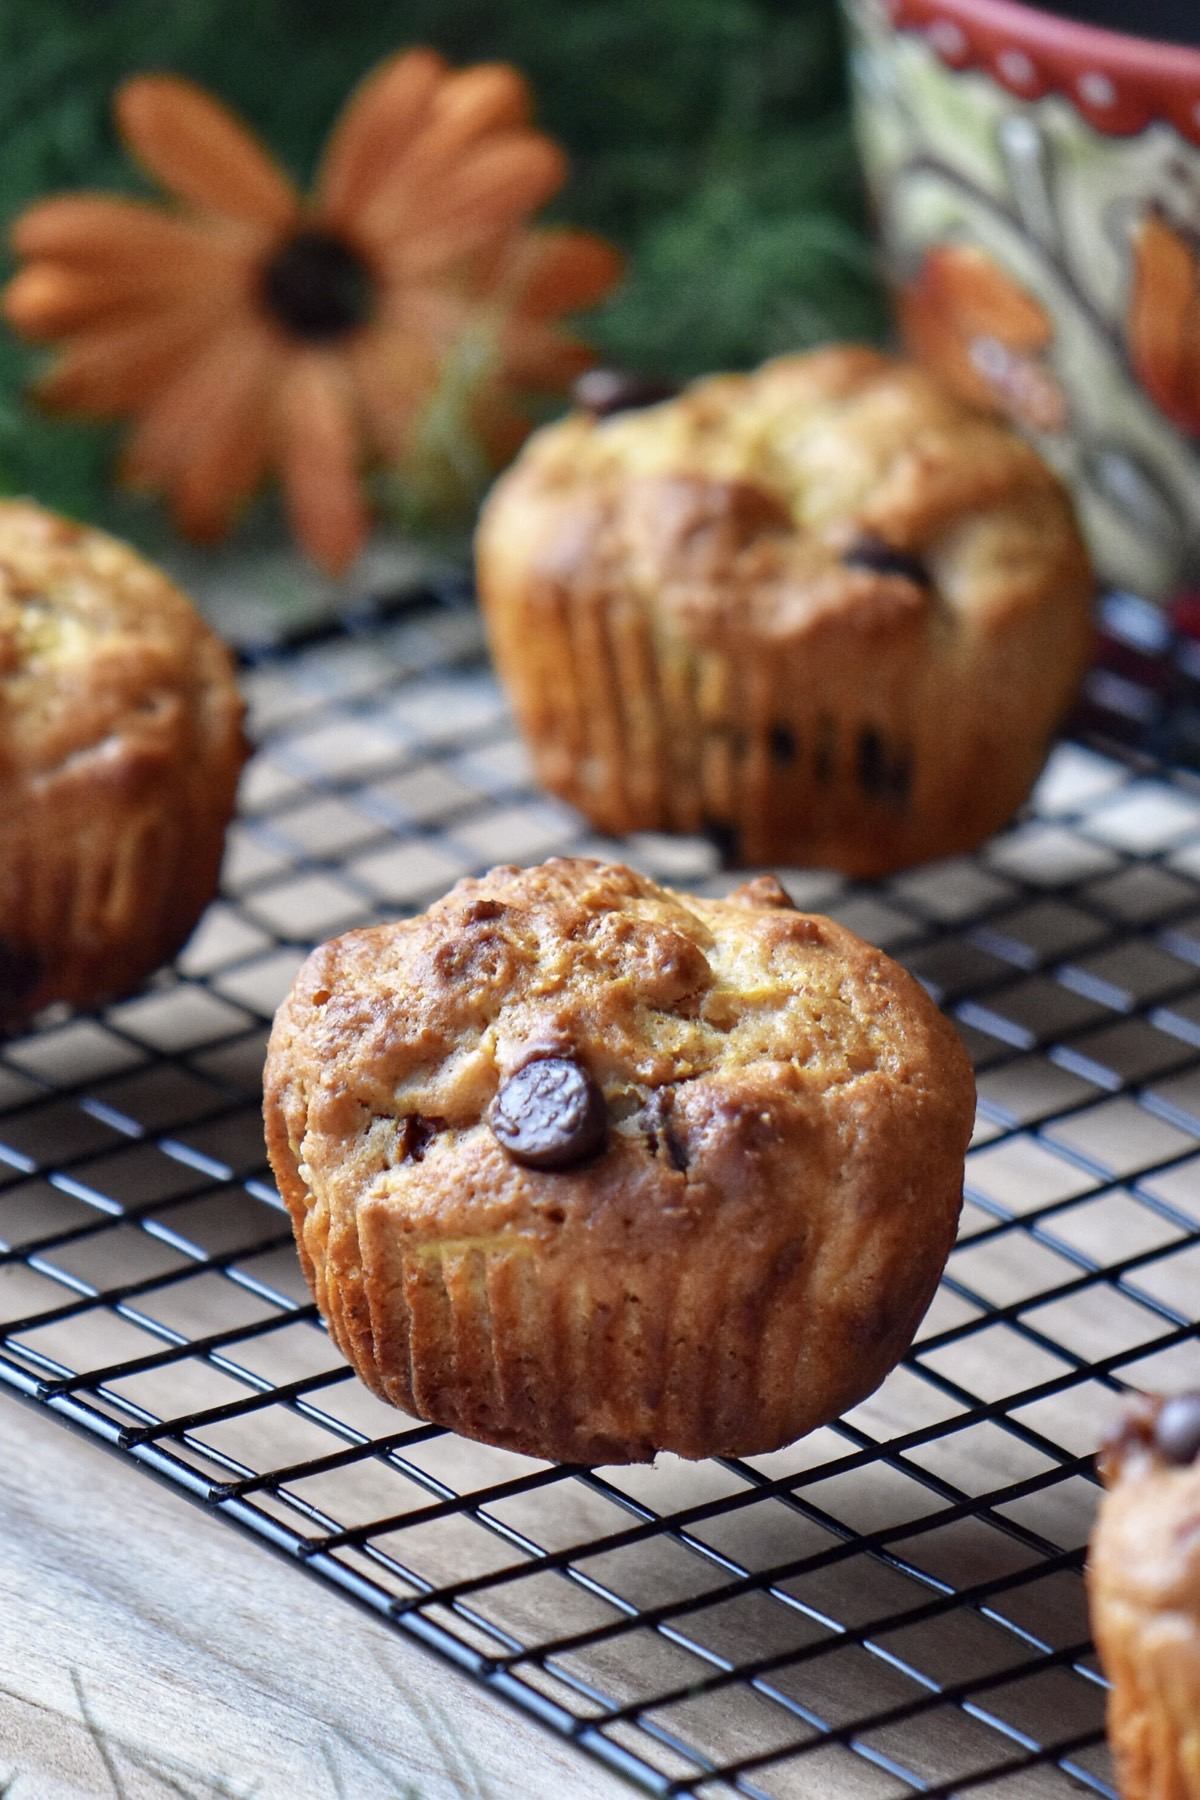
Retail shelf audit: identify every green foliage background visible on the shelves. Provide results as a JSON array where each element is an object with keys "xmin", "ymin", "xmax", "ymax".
[{"xmin": 0, "ymin": 0, "xmax": 885, "ymax": 544}]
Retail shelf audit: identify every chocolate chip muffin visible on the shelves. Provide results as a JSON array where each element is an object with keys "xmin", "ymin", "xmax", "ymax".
[
  {"xmin": 1088, "ymin": 1393, "xmax": 1200, "ymax": 1799},
  {"xmin": 475, "ymin": 346, "xmax": 1093, "ymax": 875},
  {"xmin": 263, "ymin": 856, "xmax": 974, "ymax": 1464},
  {"xmin": 0, "ymin": 500, "xmax": 246, "ymax": 1031}
]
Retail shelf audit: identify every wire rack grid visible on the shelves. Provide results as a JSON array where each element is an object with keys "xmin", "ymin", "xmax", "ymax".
[{"xmin": 2, "ymin": 581, "xmax": 1199, "ymax": 1800}]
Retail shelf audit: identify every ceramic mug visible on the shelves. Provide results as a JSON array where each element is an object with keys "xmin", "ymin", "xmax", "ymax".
[{"xmin": 843, "ymin": 0, "xmax": 1200, "ymax": 599}]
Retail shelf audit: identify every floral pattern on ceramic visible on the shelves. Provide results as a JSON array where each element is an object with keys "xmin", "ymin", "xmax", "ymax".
[
  {"xmin": 843, "ymin": 0, "xmax": 1200, "ymax": 598},
  {"xmin": 1128, "ymin": 210, "xmax": 1200, "ymax": 437}
]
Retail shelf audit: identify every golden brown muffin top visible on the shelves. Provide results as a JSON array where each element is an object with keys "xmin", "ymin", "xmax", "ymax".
[
  {"xmin": 266, "ymin": 857, "xmax": 974, "ymax": 1256},
  {"xmin": 0, "ymin": 499, "xmax": 242, "ymax": 783},
  {"xmin": 477, "ymin": 346, "xmax": 1091, "ymax": 648},
  {"xmin": 1093, "ymin": 1393, "xmax": 1200, "ymax": 1619}
]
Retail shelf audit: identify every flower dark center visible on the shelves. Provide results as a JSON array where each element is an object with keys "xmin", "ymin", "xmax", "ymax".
[{"xmin": 261, "ymin": 230, "xmax": 373, "ymax": 341}]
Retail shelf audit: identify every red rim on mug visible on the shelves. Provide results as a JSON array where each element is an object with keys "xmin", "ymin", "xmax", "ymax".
[{"xmin": 887, "ymin": 0, "xmax": 1200, "ymax": 142}]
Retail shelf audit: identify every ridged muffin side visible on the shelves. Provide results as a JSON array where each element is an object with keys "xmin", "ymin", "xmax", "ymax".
[
  {"xmin": 1088, "ymin": 1398, "xmax": 1200, "ymax": 1799},
  {"xmin": 475, "ymin": 346, "xmax": 1093, "ymax": 874},
  {"xmin": 264, "ymin": 857, "xmax": 975, "ymax": 1464},
  {"xmin": 0, "ymin": 501, "xmax": 247, "ymax": 1029}
]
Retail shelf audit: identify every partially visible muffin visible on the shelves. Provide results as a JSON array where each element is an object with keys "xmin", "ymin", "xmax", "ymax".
[
  {"xmin": 1088, "ymin": 1392, "xmax": 1200, "ymax": 1799},
  {"xmin": 0, "ymin": 501, "xmax": 246, "ymax": 1030},
  {"xmin": 476, "ymin": 346, "xmax": 1093, "ymax": 874},
  {"xmin": 264, "ymin": 856, "xmax": 975, "ymax": 1464}
]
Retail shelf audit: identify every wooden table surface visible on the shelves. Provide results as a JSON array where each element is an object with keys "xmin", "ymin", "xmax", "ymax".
[{"xmin": 0, "ymin": 1395, "xmax": 631, "ymax": 1800}]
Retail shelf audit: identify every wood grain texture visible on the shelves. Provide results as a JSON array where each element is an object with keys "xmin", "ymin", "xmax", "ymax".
[{"xmin": 0, "ymin": 1396, "xmax": 632, "ymax": 1800}]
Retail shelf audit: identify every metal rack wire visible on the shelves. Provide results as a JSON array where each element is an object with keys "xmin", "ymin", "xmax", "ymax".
[{"xmin": 3, "ymin": 579, "xmax": 1199, "ymax": 1798}]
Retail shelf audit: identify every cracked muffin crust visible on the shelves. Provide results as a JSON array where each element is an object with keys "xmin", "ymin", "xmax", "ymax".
[
  {"xmin": 0, "ymin": 500, "xmax": 246, "ymax": 1029},
  {"xmin": 264, "ymin": 856, "xmax": 975, "ymax": 1463},
  {"xmin": 1088, "ymin": 1393, "xmax": 1200, "ymax": 1799},
  {"xmin": 476, "ymin": 345, "xmax": 1093, "ymax": 874}
]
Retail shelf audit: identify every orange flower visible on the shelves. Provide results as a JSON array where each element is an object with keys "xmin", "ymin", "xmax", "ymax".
[
  {"xmin": 897, "ymin": 243, "xmax": 1066, "ymax": 434},
  {"xmin": 3, "ymin": 55, "xmax": 621, "ymax": 573},
  {"xmin": 1127, "ymin": 210, "xmax": 1200, "ymax": 439}
]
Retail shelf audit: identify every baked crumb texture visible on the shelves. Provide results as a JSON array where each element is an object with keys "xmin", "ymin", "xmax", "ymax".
[
  {"xmin": 1088, "ymin": 1396, "xmax": 1200, "ymax": 1800},
  {"xmin": 476, "ymin": 346, "xmax": 1094, "ymax": 874},
  {"xmin": 0, "ymin": 500, "xmax": 246, "ymax": 1028},
  {"xmin": 264, "ymin": 857, "xmax": 975, "ymax": 1464}
]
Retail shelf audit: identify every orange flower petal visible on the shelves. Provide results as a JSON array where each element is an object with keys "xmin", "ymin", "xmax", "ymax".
[
  {"xmin": 348, "ymin": 62, "xmax": 536, "ymax": 244},
  {"xmin": 371, "ymin": 280, "xmax": 472, "ymax": 350},
  {"xmin": 470, "ymin": 391, "xmax": 532, "ymax": 464},
  {"xmin": 347, "ymin": 329, "xmax": 435, "ymax": 461},
  {"xmin": 4, "ymin": 246, "xmax": 252, "ymax": 340},
  {"xmin": 120, "ymin": 321, "xmax": 266, "ymax": 484},
  {"xmin": 116, "ymin": 76, "xmax": 299, "ymax": 229},
  {"xmin": 408, "ymin": 63, "xmax": 532, "ymax": 167},
  {"xmin": 120, "ymin": 323, "xmax": 280, "ymax": 541},
  {"xmin": 366, "ymin": 132, "xmax": 567, "ymax": 269},
  {"xmin": 170, "ymin": 398, "xmax": 274, "ymax": 541},
  {"xmin": 277, "ymin": 354, "xmax": 368, "ymax": 575},
  {"xmin": 497, "ymin": 229, "xmax": 623, "ymax": 317},
  {"xmin": 316, "ymin": 48, "xmax": 447, "ymax": 229},
  {"xmin": 4, "ymin": 265, "xmax": 125, "ymax": 339},
  {"xmin": 10, "ymin": 194, "xmax": 257, "ymax": 267},
  {"xmin": 1128, "ymin": 212, "xmax": 1200, "ymax": 435},
  {"xmin": 499, "ymin": 322, "xmax": 594, "ymax": 389},
  {"xmin": 32, "ymin": 309, "xmax": 223, "ymax": 418}
]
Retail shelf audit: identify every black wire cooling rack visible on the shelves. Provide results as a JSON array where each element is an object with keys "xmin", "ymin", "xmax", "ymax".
[{"xmin": 3, "ymin": 579, "xmax": 1200, "ymax": 1799}]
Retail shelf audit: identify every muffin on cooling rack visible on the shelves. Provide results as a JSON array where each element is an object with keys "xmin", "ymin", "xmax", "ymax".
[
  {"xmin": 475, "ymin": 346, "xmax": 1093, "ymax": 875},
  {"xmin": 1088, "ymin": 1392, "xmax": 1200, "ymax": 1799},
  {"xmin": 0, "ymin": 500, "xmax": 246, "ymax": 1031},
  {"xmin": 264, "ymin": 855, "xmax": 974, "ymax": 1464}
]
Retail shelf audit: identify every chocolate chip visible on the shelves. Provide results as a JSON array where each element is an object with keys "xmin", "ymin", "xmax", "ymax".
[
  {"xmin": 842, "ymin": 533, "xmax": 931, "ymax": 586},
  {"xmin": 397, "ymin": 1114, "xmax": 443, "ymax": 1163},
  {"xmin": 702, "ymin": 817, "xmax": 740, "ymax": 866},
  {"xmin": 855, "ymin": 726, "xmax": 913, "ymax": 808},
  {"xmin": 769, "ymin": 723, "xmax": 797, "ymax": 763},
  {"xmin": 730, "ymin": 874, "xmax": 795, "ymax": 910},
  {"xmin": 572, "ymin": 367, "xmax": 679, "ymax": 419},
  {"xmin": 0, "ymin": 940, "xmax": 42, "ymax": 1011},
  {"xmin": 1097, "ymin": 1396, "xmax": 1157, "ymax": 1484},
  {"xmin": 643, "ymin": 1088, "xmax": 688, "ymax": 1172},
  {"xmin": 857, "ymin": 726, "xmax": 888, "ymax": 797},
  {"xmin": 814, "ymin": 716, "xmax": 836, "ymax": 785},
  {"xmin": 491, "ymin": 1057, "xmax": 607, "ymax": 1171},
  {"xmin": 463, "ymin": 898, "xmax": 505, "ymax": 923},
  {"xmin": 1154, "ymin": 1392, "xmax": 1200, "ymax": 1466}
]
